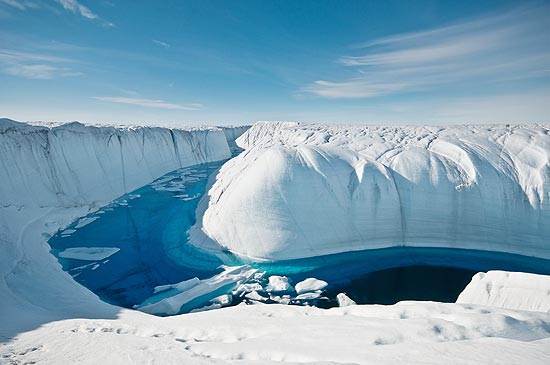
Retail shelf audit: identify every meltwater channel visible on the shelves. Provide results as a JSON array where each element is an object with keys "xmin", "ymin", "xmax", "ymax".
[{"xmin": 49, "ymin": 157, "xmax": 550, "ymax": 315}]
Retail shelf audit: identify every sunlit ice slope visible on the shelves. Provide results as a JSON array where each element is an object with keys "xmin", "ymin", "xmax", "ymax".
[{"xmin": 197, "ymin": 122, "xmax": 550, "ymax": 260}]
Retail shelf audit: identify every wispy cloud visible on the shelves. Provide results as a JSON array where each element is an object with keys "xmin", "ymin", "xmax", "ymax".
[
  {"xmin": 1, "ymin": 0, "xmax": 112, "ymax": 26},
  {"xmin": 0, "ymin": 48, "xmax": 82, "ymax": 79},
  {"xmin": 305, "ymin": 5, "xmax": 550, "ymax": 99},
  {"xmin": 0, "ymin": 0, "xmax": 39, "ymax": 10},
  {"xmin": 3, "ymin": 64, "xmax": 82, "ymax": 79},
  {"xmin": 54, "ymin": 0, "xmax": 113, "ymax": 26},
  {"xmin": 92, "ymin": 96, "xmax": 203, "ymax": 110},
  {"xmin": 54, "ymin": 0, "xmax": 95, "ymax": 19},
  {"xmin": 153, "ymin": 39, "xmax": 170, "ymax": 48}
]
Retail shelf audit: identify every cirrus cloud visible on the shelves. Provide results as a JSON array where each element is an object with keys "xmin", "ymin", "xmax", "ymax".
[
  {"xmin": 305, "ymin": 5, "xmax": 550, "ymax": 99},
  {"xmin": 92, "ymin": 96, "xmax": 203, "ymax": 111}
]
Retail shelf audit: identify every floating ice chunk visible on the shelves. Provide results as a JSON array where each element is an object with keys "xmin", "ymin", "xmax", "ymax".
[
  {"xmin": 179, "ymin": 193, "xmax": 201, "ymax": 201},
  {"xmin": 210, "ymin": 294, "xmax": 232, "ymax": 307},
  {"xmin": 265, "ymin": 275, "xmax": 293, "ymax": 293},
  {"xmin": 245, "ymin": 290, "xmax": 268, "ymax": 303},
  {"xmin": 295, "ymin": 291, "xmax": 322, "ymax": 300},
  {"xmin": 153, "ymin": 277, "xmax": 200, "ymax": 294},
  {"xmin": 269, "ymin": 294, "xmax": 291, "ymax": 304},
  {"xmin": 234, "ymin": 282, "xmax": 263, "ymax": 295},
  {"xmin": 74, "ymin": 216, "xmax": 99, "ymax": 229},
  {"xmin": 137, "ymin": 266, "xmax": 257, "ymax": 315},
  {"xmin": 60, "ymin": 229, "xmax": 76, "ymax": 237},
  {"xmin": 337, "ymin": 293, "xmax": 356, "ymax": 307},
  {"xmin": 69, "ymin": 262, "xmax": 100, "ymax": 271},
  {"xmin": 295, "ymin": 278, "xmax": 328, "ymax": 294},
  {"xmin": 58, "ymin": 247, "xmax": 120, "ymax": 261}
]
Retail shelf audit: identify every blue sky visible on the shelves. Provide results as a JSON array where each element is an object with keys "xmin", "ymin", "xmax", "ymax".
[{"xmin": 0, "ymin": 0, "xmax": 549, "ymax": 125}]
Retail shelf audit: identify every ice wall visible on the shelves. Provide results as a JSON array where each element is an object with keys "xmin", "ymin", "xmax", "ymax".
[
  {"xmin": 218, "ymin": 125, "xmax": 251, "ymax": 150},
  {"xmin": 0, "ymin": 119, "xmax": 232, "ymax": 208},
  {"xmin": 0, "ymin": 118, "xmax": 246, "ymax": 331},
  {"xmin": 197, "ymin": 122, "xmax": 550, "ymax": 261}
]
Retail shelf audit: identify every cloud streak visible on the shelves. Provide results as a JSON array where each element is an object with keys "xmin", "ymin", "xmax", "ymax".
[
  {"xmin": 4, "ymin": 64, "xmax": 81, "ymax": 79},
  {"xmin": 0, "ymin": 0, "xmax": 39, "ymax": 10},
  {"xmin": 305, "ymin": 5, "xmax": 550, "ymax": 99},
  {"xmin": 153, "ymin": 39, "xmax": 170, "ymax": 48},
  {"xmin": 0, "ymin": 48, "xmax": 81, "ymax": 79},
  {"xmin": 1, "ymin": 0, "xmax": 112, "ymax": 26},
  {"xmin": 92, "ymin": 96, "xmax": 203, "ymax": 110},
  {"xmin": 55, "ymin": 0, "xmax": 96, "ymax": 19},
  {"xmin": 54, "ymin": 0, "xmax": 113, "ymax": 26}
]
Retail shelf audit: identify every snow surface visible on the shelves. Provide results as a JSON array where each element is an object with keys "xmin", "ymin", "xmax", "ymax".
[
  {"xmin": 2, "ymin": 301, "xmax": 550, "ymax": 364},
  {"xmin": 196, "ymin": 121, "xmax": 550, "ymax": 260},
  {"xmin": 1, "ymin": 119, "xmax": 549, "ymax": 363},
  {"xmin": 58, "ymin": 247, "xmax": 120, "ymax": 261},
  {"xmin": 457, "ymin": 270, "xmax": 550, "ymax": 313}
]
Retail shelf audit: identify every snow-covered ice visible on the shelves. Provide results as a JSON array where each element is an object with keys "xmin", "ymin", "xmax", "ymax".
[
  {"xmin": 295, "ymin": 277, "xmax": 328, "ymax": 294},
  {"xmin": 337, "ymin": 292, "xmax": 357, "ymax": 307},
  {"xmin": 196, "ymin": 122, "xmax": 550, "ymax": 261},
  {"xmin": 153, "ymin": 277, "xmax": 201, "ymax": 294},
  {"xmin": 136, "ymin": 266, "xmax": 258, "ymax": 315},
  {"xmin": 0, "ymin": 119, "xmax": 232, "ymax": 210},
  {"xmin": 265, "ymin": 275, "xmax": 293, "ymax": 293},
  {"xmin": 457, "ymin": 270, "xmax": 550, "ymax": 313},
  {"xmin": 58, "ymin": 247, "xmax": 120, "ymax": 261},
  {"xmin": 74, "ymin": 216, "xmax": 100, "ymax": 229},
  {"xmin": 1, "ymin": 119, "xmax": 549, "ymax": 364}
]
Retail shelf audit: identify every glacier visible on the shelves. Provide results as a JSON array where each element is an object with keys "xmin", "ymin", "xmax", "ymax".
[
  {"xmin": 0, "ymin": 118, "xmax": 234, "ymax": 208},
  {"xmin": 0, "ymin": 118, "xmax": 248, "ymax": 337},
  {"xmin": 1, "ymin": 118, "xmax": 550, "ymax": 364},
  {"xmin": 196, "ymin": 122, "xmax": 550, "ymax": 261}
]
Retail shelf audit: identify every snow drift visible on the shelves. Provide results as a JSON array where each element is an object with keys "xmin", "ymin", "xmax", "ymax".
[
  {"xmin": 197, "ymin": 122, "xmax": 550, "ymax": 260},
  {"xmin": 457, "ymin": 270, "xmax": 550, "ymax": 312}
]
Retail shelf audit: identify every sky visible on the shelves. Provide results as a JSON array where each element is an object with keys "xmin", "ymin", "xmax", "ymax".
[{"xmin": 0, "ymin": 0, "xmax": 549, "ymax": 126}]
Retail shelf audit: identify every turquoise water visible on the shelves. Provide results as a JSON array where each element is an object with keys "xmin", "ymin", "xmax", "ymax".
[
  {"xmin": 49, "ymin": 158, "xmax": 550, "ymax": 314},
  {"xmin": 49, "ymin": 159, "xmax": 238, "ymax": 308},
  {"xmin": 250, "ymin": 247, "xmax": 550, "ymax": 306}
]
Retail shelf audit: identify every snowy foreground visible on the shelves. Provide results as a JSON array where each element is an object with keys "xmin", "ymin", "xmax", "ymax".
[{"xmin": 1, "ymin": 119, "xmax": 550, "ymax": 364}]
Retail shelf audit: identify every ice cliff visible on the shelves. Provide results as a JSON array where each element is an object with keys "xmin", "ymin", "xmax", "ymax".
[
  {"xmin": 197, "ymin": 122, "xmax": 550, "ymax": 261},
  {"xmin": 0, "ymin": 118, "xmax": 235, "ymax": 208},
  {"xmin": 0, "ymin": 118, "xmax": 247, "ymax": 333}
]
